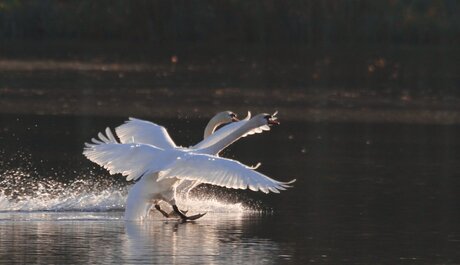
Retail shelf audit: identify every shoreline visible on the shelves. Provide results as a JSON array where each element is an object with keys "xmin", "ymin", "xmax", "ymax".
[
  {"xmin": 2, "ymin": 99, "xmax": 460, "ymax": 125},
  {"xmin": 1, "ymin": 42, "xmax": 458, "ymax": 124}
]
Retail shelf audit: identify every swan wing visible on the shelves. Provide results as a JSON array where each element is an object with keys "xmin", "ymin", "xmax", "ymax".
[
  {"xmin": 158, "ymin": 153, "xmax": 295, "ymax": 193},
  {"xmin": 240, "ymin": 124, "xmax": 271, "ymax": 137},
  {"xmin": 240, "ymin": 110, "xmax": 278, "ymax": 137},
  {"xmin": 83, "ymin": 128, "xmax": 175, "ymax": 181},
  {"xmin": 115, "ymin": 118, "xmax": 176, "ymax": 149}
]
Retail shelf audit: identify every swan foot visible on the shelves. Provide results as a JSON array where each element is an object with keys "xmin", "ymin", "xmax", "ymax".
[
  {"xmin": 168, "ymin": 209, "xmax": 188, "ymax": 217},
  {"xmin": 172, "ymin": 205, "xmax": 206, "ymax": 222},
  {"xmin": 154, "ymin": 204, "xmax": 170, "ymax": 218}
]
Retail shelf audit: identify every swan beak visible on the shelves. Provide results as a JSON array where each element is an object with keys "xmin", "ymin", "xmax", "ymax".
[{"xmin": 268, "ymin": 119, "xmax": 280, "ymax": 125}]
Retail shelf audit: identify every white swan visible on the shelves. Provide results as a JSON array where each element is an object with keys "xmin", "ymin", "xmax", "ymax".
[
  {"xmin": 87, "ymin": 111, "xmax": 237, "ymax": 217},
  {"xmin": 115, "ymin": 111, "xmax": 269, "ymax": 197},
  {"xmin": 115, "ymin": 111, "xmax": 242, "ymax": 197},
  {"xmin": 84, "ymin": 113, "xmax": 295, "ymax": 221}
]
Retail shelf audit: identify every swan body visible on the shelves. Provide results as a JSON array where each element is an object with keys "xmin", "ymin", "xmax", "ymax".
[
  {"xmin": 83, "ymin": 112, "xmax": 294, "ymax": 221},
  {"xmin": 116, "ymin": 111, "xmax": 241, "ymax": 199},
  {"xmin": 86, "ymin": 111, "xmax": 237, "ymax": 220},
  {"xmin": 124, "ymin": 173, "xmax": 177, "ymax": 220}
]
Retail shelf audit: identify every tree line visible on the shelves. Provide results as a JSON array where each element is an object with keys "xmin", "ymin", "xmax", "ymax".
[{"xmin": 0, "ymin": 0, "xmax": 458, "ymax": 44}]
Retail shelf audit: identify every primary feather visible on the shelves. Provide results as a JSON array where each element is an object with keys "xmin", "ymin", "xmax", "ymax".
[
  {"xmin": 158, "ymin": 152, "xmax": 295, "ymax": 193},
  {"xmin": 84, "ymin": 135, "xmax": 175, "ymax": 181}
]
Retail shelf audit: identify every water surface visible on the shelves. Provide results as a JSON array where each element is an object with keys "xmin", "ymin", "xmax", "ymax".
[{"xmin": 1, "ymin": 114, "xmax": 460, "ymax": 264}]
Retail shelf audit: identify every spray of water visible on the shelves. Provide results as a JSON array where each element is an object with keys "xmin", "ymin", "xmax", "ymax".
[
  {"xmin": 0, "ymin": 169, "xmax": 260, "ymax": 214},
  {"xmin": 0, "ymin": 168, "xmax": 127, "ymax": 211},
  {"xmin": 0, "ymin": 149, "xmax": 261, "ymax": 214}
]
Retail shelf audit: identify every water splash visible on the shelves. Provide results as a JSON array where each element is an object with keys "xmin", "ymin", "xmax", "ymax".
[
  {"xmin": 174, "ymin": 186, "xmax": 263, "ymax": 214},
  {"xmin": 0, "ymin": 150, "xmax": 260, "ymax": 214},
  {"xmin": 0, "ymin": 168, "xmax": 127, "ymax": 212},
  {"xmin": 176, "ymin": 193, "xmax": 246, "ymax": 214},
  {"xmin": 0, "ymin": 168, "xmax": 259, "ymax": 214}
]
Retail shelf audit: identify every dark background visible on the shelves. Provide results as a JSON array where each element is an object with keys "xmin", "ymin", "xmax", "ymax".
[
  {"xmin": 0, "ymin": 0, "xmax": 459, "ymax": 122},
  {"xmin": 1, "ymin": 0, "xmax": 458, "ymax": 45}
]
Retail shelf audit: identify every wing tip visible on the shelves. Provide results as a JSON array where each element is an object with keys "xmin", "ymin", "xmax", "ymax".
[{"xmin": 279, "ymin": 178, "xmax": 296, "ymax": 188}]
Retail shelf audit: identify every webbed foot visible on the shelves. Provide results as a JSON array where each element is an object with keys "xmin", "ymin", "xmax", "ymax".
[{"xmin": 172, "ymin": 205, "xmax": 206, "ymax": 222}]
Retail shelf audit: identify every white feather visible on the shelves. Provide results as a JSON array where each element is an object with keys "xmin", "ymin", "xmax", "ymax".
[
  {"xmin": 191, "ymin": 112, "xmax": 272, "ymax": 152},
  {"xmin": 82, "ymin": 111, "xmax": 291, "ymax": 220},
  {"xmin": 115, "ymin": 117, "xmax": 176, "ymax": 149},
  {"xmin": 158, "ymin": 153, "xmax": 295, "ymax": 194},
  {"xmin": 84, "ymin": 139, "xmax": 177, "ymax": 181},
  {"xmin": 84, "ymin": 129, "xmax": 295, "ymax": 193}
]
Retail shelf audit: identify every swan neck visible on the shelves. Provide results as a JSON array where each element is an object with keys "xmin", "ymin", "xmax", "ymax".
[
  {"xmin": 201, "ymin": 120, "xmax": 255, "ymax": 154},
  {"xmin": 203, "ymin": 116, "xmax": 224, "ymax": 139}
]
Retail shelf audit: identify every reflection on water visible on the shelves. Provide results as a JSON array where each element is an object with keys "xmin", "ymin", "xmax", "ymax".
[
  {"xmin": 124, "ymin": 213, "xmax": 285, "ymax": 264},
  {"xmin": 1, "ymin": 114, "xmax": 460, "ymax": 263},
  {"xmin": 0, "ymin": 212, "xmax": 288, "ymax": 264},
  {"xmin": 0, "ymin": 213, "xmax": 124, "ymax": 264}
]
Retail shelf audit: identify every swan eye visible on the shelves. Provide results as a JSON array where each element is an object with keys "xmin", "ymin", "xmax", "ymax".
[{"xmin": 229, "ymin": 112, "xmax": 239, "ymax": 122}]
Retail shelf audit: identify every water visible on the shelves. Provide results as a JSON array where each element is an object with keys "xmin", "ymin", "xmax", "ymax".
[{"xmin": 1, "ymin": 114, "xmax": 460, "ymax": 264}]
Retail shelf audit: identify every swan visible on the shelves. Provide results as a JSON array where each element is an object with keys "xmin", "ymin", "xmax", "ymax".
[
  {"xmin": 114, "ymin": 111, "xmax": 242, "ymax": 198},
  {"xmin": 87, "ymin": 111, "xmax": 237, "ymax": 217},
  {"xmin": 84, "ymin": 113, "xmax": 295, "ymax": 221},
  {"xmin": 115, "ymin": 111, "xmax": 269, "ymax": 198},
  {"xmin": 116, "ymin": 110, "xmax": 275, "ymax": 200}
]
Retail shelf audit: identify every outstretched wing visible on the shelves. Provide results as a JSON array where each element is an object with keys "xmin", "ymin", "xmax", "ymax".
[
  {"xmin": 83, "ymin": 128, "xmax": 174, "ymax": 181},
  {"xmin": 192, "ymin": 112, "xmax": 270, "ymax": 151},
  {"xmin": 115, "ymin": 118, "xmax": 176, "ymax": 149},
  {"xmin": 158, "ymin": 153, "xmax": 295, "ymax": 193}
]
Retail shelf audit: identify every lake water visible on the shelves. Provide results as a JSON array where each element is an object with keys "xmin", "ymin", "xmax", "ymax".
[{"xmin": 1, "ymin": 114, "xmax": 460, "ymax": 264}]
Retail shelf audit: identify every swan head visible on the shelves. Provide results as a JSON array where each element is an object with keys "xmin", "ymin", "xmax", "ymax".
[
  {"xmin": 204, "ymin": 111, "xmax": 240, "ymax": 138},
  {"xmin": 229, "ymin": 111, "xmax": 239, "ymax": 122},
  {"xmin": 214, "ymin": 111, "xmax": 239, "ymax": 123},
  {"xmin": 253, "ymin": 112, "xmax": 280, "ymax": 127}
]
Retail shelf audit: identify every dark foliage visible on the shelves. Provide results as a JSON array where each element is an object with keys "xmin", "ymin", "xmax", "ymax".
[{"xmin": 0, "ymin": 0, "xmax": 458, "ymax": 44}]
